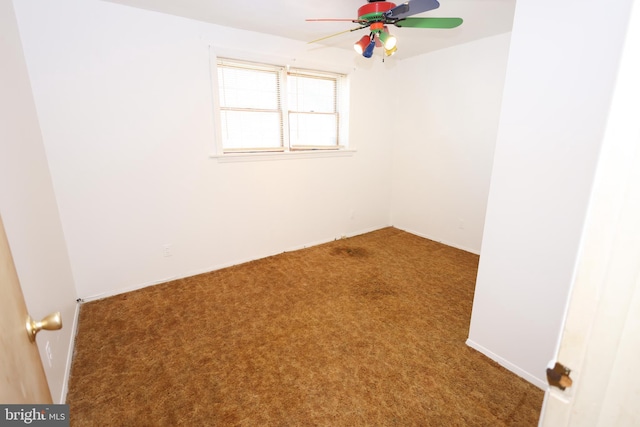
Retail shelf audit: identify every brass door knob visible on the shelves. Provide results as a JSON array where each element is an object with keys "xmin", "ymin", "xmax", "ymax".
[{"xmin": 26, "ymin": 312, "xmax": 62, "ymax": 342}]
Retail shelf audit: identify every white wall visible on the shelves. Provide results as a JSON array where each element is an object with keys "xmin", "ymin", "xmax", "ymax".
[
  {"xmin": 13, "ymin": 0, "xmax": 394, "ymax": 300},
  {"xmin": 0, "ymin": 1, "xmax": 78, "ymax": 404},
  {"xmin": 467, "ymin": 0, "xmax": 634, "ymax": 388},
  {"xmin": 390, "ymin": 33, "xmax": 512, "ymax": 254}
]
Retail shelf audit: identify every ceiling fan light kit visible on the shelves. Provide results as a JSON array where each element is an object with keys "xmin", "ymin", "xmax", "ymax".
[
  {"xmin": 378, "ymin": 27, "xmax": 397, "ymax": 50},
  {"xmin": 363, "ymin": 37, "xmax": 377, "ymax": 58},
  {"xmin": 384, "ymin": 45, "xmax": 398, "ymax": 57},
  {"xmin": 308, "ymin": 0, "xmax": 463, "ymax": 59},
  {"xmin": 354, "ymin": 34, "xmax": 372, "ymax": 54}
]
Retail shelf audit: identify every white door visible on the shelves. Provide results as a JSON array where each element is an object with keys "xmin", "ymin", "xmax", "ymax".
[
  {"xmin": 0, "ymin": 214, "xmax": 52, "ymax": 403},
  {"xmin": 539, "ymin": 2, "xmax": 640, "ymax": 425}
]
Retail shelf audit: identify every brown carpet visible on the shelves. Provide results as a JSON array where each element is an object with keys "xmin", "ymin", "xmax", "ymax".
[{"xmin": 67, "ymin": 227, "xmax": 543, "ymax": 426}]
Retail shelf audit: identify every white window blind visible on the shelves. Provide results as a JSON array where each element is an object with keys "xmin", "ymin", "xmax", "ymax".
[
  {"xmin": 288, "ymin": 71, "xmax": 339, "ymax": 150},
  {"xmin": 215, "ymin": 58, "xmax": 346, "ymax": 154},
  {"xmin": 217, "ymin": 60, "xmax": 284, "ymax": 152}
]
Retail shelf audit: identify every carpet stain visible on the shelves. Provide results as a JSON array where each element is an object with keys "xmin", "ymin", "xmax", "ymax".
[
  {"xmin": 329, "ymin": 246, "xmax": 370, "ymax": 257},
  {"xmin": 355, "ymin": 278, "xmax": 397, "ymax": 299}
]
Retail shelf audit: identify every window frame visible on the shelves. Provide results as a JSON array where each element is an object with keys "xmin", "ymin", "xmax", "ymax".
[{"xmin": 211, "ymin": 57, "xmax": 350, "ymax": 158}]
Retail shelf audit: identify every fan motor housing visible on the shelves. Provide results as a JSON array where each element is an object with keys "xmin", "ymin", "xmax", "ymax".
[{"xmin": 358, "ymin": 2, "xmax": 396, "ymax": 20}]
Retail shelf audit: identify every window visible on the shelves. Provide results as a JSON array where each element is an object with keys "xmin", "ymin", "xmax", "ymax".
[{"xmin": 215, "ymin": 58, "xmax": 347, "ymax": 154}]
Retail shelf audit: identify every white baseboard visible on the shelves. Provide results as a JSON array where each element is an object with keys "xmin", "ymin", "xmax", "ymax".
[
  {"xmin": 60, "ymin": 302, "xmax": 81, "ymax": 403},
  {"xmin": 80, "ymin": 225, "xmax": 392, "ymax": 302},
  {"xmin": 466, "ymin": 338, "xmax": 548, "ymax": 390},
  {"xmin": 394, "ymin": 226, "xmax": 480, "ymax": 255}
]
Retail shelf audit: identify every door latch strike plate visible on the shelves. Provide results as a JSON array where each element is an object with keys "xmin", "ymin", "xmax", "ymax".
[{"xmin": 546, "ymin": 362, "xmax": 573, "ymax": 390}]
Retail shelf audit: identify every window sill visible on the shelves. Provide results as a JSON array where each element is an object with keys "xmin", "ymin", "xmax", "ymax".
[{"xmin": 209, "ymin": 149, "xmax": 356, "ymax": 163}]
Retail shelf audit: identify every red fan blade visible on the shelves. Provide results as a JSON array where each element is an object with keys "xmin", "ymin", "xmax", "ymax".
[
  {"xmin": 306, "ymin": 18, "xmax": 367, "ymax": 24},
  {"xmin": 306, "ymin": 19, "xmax": 354, "ymax": 22}
]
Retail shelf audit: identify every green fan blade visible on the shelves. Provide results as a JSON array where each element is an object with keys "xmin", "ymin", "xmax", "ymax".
[{"xmin": 395, "ymin": 17, "xmax": 463, "ymax": 29}]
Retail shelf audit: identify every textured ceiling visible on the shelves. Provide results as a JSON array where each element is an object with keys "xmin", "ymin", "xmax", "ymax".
[{"xmin": 103, "ymin": 0, "xmax": 516, "ymax": 59}]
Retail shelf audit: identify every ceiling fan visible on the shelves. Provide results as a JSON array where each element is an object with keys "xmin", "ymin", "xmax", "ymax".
[{"xmin": 307, "ymin": 0, "xmax": 463, "ymax": 58}]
